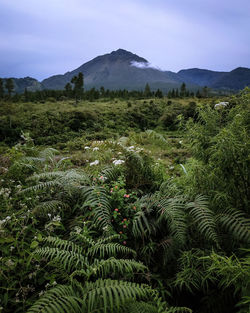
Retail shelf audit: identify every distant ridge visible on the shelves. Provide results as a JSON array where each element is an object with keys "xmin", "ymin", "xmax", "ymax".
[{"xmin": 2, "ymin": 49, "xmax": 250, "ymax": 93}]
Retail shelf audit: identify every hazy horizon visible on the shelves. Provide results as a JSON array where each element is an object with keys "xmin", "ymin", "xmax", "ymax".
[{"xmin": 1, "ymin": 0, "xmax": 250, "ymax": 80}]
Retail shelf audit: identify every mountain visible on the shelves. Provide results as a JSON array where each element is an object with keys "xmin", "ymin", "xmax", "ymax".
[
  {"xmin": 178, "ymin": 67, "xmax": 250, "ymax": 90},
  {"xmin": 2, "ymin": 49, "xmax": 250, "ymax": 93},
  {"xmin": 41, "ymin": 49, "xmax": 193, "ymax": 91},
  {"xmin": 210, "ymin": 67, "xmax": 250, "ymax": 90},
  {"xmin": 2, "ymin": 77, "xmax": 42, "ymax": 93},
  {"xmin": 177, "ymin": 68, "xmax": 227, "ymax": 87}
]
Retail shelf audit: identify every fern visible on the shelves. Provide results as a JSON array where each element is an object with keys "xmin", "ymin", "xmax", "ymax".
[
  {"xmin": 83, "ymin": 279, "xmax": 154, "ymax": 313},
  {"xmin": 218, "ymin": 208, "xmax": 250, "ymax": 243},
  {"xmin": 27, "ymin": 284, "xmax": 83, "ymax": 313},
  {"xmin": 186, "ymin": 195, "xmax": 218, "ymax": 245},
  {"xmin": 87, "ymin": 242, "xmax": 136, "ymax": 258},
  {"xmin": 100, "ymin": 165, "xmax": 122, "ymax": 182},
  {"xmin": 33, "ymin": 200, "xmax": 68, "ymax": 216},
  {"xmin": 73, "ymin": 257, "xmax": 147, "ymax": 279},
  {"xmin": 157, "ymin": 197, "xmax": 187, "ymax": 246},
  {"xmin": 34, "ymin": 247, "xmax": 89, "ymax": 272},
  {"xmin": 81, "ymin": 186, "xmax": 113, "ymax": 231},
  {"xmin": 43, "ymin": 236, "xmax": 83, "ymax": 254}
]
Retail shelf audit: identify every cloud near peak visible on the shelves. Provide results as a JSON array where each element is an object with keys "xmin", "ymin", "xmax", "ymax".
[{"xmin": 130, "ymin": 60, "xmax": 162, "ymax": 71}]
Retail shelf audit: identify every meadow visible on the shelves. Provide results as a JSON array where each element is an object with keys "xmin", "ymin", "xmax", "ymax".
[{"xmin": 0, "ymin": 90, "xmax": 249, "ymax": 313}]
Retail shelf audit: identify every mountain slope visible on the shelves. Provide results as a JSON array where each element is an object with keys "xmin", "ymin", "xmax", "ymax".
[
  {"xmin": 210, "ymin": 67, "xmax": 250, "ymax": 90},
  {"xmin": 2, "ymin": 49, "xmax": 250, "ymax": 93},
  {"xmin": 42, "ymin": 49, "xmax": 189, "ymax": 91},
  {"xmin": 2, "ymin": 77, "xmax": 42, "ymax": 93},
  {"xmin": 177, "ymin": 68, "xmax": 226, "ymax": 86},
  {"xmin": 178, "ymin": 67, "xmax": 250, "ymax": 90}
]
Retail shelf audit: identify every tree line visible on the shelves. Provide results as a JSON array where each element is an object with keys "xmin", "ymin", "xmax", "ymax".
[{"xmin": 0, "ymin": 74, "xmax": 210, "ymax": 102}]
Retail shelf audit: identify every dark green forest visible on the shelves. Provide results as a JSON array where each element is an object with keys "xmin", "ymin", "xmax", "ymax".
[{"xmin": 0, "ymin": 87, "xmax": 249, "ymax": 313}]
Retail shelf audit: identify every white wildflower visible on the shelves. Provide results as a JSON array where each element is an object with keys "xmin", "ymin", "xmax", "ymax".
[
  {"xmin": 74, "ymin": 226, "xmax": 81, "ymax": 234},
  {"xmin": 93, "ymin": 147, "xmax": 99, "ymax": 151},
  {"xmin": 84, "ymin": 146, "xmax": 90, "ymax": 150},
  {"xmin": 38, "ymin": 291, "xmax": 44, "ymax": 297},
  {"xmin": 127, "ymin": 146, "xmax": 135, "ymax": 151},
  {"xmin": 90, "ymin": 160, "xmax": 99, "ymax": 166},
  {"xmin": 6, "ymin": 259, "xmax": 15, "ymax": 267},
  {"xmin": 214, "ymin": 101, "xmax": 229, "ymax": 109},
  {"xmin": 113, "ymin": 159, "xmax": 125, "ymax": 166},
  {"xmin": 52, "ymin": 215, "xmax": 61, "ymax": 222}
]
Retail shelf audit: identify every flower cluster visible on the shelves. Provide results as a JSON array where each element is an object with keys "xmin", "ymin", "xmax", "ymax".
[
  {"xmin": 52, "ymin": 215, "xmax": 61, "ymax": 222},
  {"xmin": 112, "ymin": 159, "xmax": 125, "ymax": 166},
  {"xmin": 0, "ymin": 187, "xmax": 11, "ymax": 199}
]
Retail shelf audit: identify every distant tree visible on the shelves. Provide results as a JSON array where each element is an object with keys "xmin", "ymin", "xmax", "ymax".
[
  {"xmin": 144, "ymin": 83, "xmax": 152, "ymax": 98},
  {"xmin": 171, "ymin": 89, "xmax": 176, "ymax": 98},
  {"xmin": 196, "ymin": 90, "xmax": 201, "ymax": 98},
  {"xmin": 186, "ymin": 90, "xmax": 190, "ymax": 97},
  {"xmin": 202, "ymin": 86, "xmax": 209, "ymax": 98},
  {"xmin": 71, "ymin": 72, "xmax": 84, "ymax": 104},
  {"xmin": 167, "ymin": 90, "xmax": 172, "ymax": 98},
  {"xmin": 155, "ymin": 89, "xmax": 163, "ymax": 98},
  {"xmin": 180, "ymin": 82, "xmax": 186, "ymax": 97},
  {"xmin": 175, "ymin": 88, "xmax": 179, "ymax": 98},
  {"xmin": 100, "ymin": 86, "xmax": 105, "ymax": 97},
  {"xmin": 64, "ymin": 82, "xmax": 72, "ymax": 98},
  {"xmin": 24, "ymin": 88, "xmax": 30, "ymax": 102},
  {"xmin": 0, "ymin": 78, "xmax": 4, "ymax": 99},
  {"xmin": 5, "ymin": 78, "xmax": 14, "ymax": 97}
]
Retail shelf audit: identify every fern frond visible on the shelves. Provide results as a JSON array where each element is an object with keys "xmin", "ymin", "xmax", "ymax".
[
  {"xmin": 21, "ymin": 180, "xmax": 62, "ymax": 193},
  {"xmin": 100, "ymin": 165, "xmax": 122, "ymax": 182},
  {"xmin": 39, "ymin": 147, "xmax": 59, "ymax": 159},
  {"xmin": 34, "ymin": 247, "xmax": 89, "ymax": 272},
  {"xmin": 33, "ymin": 200, "xmax": 68, "ymax": 216},
  {"xmin": 96, "ymin": 234, "xmax": 121, "ymax": 244},
  {"xmin": 28, "ymin": 171, "xmax": 65, "ymax": 181},
  {"xmin": 218, "ymin": 208, "xmax": 250, "ymax": 243},
  {"xmin": 121, "ymin": 300, "xmax": 159, "ymax": 313},
  {"xmin": 87, "ymin": 243, "xmax": 136, "ymax": 258},
  {"xmin": 186, "ymin": 195, "xmax": 218, "ymax": 245},
  {"xmin": 145, "ymin": 129, "xmax": 168, "ymax": 146},
  {"xmin": 27, "ymin": 284, "xmax": 83, "ymax": 313},
  {"xmin": 166, "ymin": 307, "xmax": 193, "ymax": 313},
  {"xmin": 74, "ymin": 257, "xmax": 147, "ymax": 279},
  {"xmin": 157, "ymin": 197, "xmax": 187, "ymax": 245},
  {"xmin": 82, "ymin": 186, "xmax": 113, "ymax": 230},
  {"xmin": 70, "ymin": 232, "xmax": 95, "ymax": 247},
  {"xmin": 83, "ymin": 279, "xmax": 154, "ymax": 313},
  {"xmin": 43, "ymin": 236, "xmax": 83, "ymax": 254},
  {"xmin": 132, "ymin": 209, "xmax": 152, "ymax": 238}
]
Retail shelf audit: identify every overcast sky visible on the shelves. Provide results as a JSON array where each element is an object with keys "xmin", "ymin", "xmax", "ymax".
[{"xmin": 0, "ymin": 0, "xmax": 249, "ymax": 80}]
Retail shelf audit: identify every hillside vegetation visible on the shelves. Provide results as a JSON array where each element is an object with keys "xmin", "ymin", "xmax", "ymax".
[{"xmin": 0, "ymin": 89, "xmax": 249, "ymax": 313}]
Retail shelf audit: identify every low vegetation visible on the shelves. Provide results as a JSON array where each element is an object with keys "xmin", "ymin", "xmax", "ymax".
[{"xmin": 0, "ymin": 88, "xmax": 249, "ymax": 313}]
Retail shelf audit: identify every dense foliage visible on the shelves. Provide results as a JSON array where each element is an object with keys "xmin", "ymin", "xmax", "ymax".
[{"xmin": 0, "ymin": 89, "xmax": 249, "ymax": 313}]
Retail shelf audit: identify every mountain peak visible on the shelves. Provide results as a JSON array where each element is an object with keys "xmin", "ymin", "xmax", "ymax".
[{"xmin": 109, "ymin": 48, "xmax": 148, "ymax": 63}]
